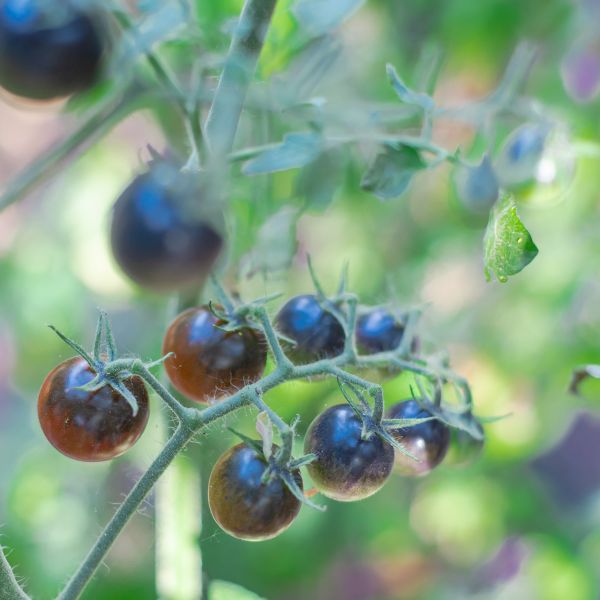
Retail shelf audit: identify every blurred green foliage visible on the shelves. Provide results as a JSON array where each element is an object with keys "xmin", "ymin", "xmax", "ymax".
[{"xmin": 1, "ymin": 0, "xmax": 600, "ymax": 599}]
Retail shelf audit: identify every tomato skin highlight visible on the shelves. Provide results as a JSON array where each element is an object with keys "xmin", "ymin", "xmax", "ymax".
[
  {"xmin": 110, "ymin": 163, "xmax": 224, "ymax": 293},
  {"xmin": 37, "ymin": 357, "xmax": 149, "ymax": 462},
  {"xmin": 0, "ymin": 0, "xmax": 106, "ymax": 100},
  {"xmin": 275, "ymin": 294, "xmax": 345, "ymax": 365},
  {"xmin": 387, "ymin": 400, "xmax": 450, "ymax": 477},
  {"xmin": 163, "ymin": 306, "xmax": 267, "ymax": 404},
  {"xmin": 304, "ymin": 404, "xmax": 394, "ymax": 502},
  {"xmin": 208, "ymin": 443, "xmax": 302, "ymax": 541}
]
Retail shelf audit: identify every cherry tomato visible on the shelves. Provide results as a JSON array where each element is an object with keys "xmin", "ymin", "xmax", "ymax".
[
  {"xmin": 304, "ymin": 404, "xmax": 394, "ymax": 501},
  {"xmin": 445, "ymin": 420, "xmax": 485, "ymax": 467},
  {"xmin": 0, "ymin": 0, "xmax": 106, "ymax": 100},
  {"xmin": 387, "ymin": 399, "xmax": 450, "ymax": 476},
  {"xmin": 163, "ymin": 306, "xmax": 267, "ymax": 403},
  {"xmin": 208, "ymin": 442, "xmax": 302, "ymax": 541},
  {"xmin": 38, "ymin": 357, "xmax": 149, "ymax": 462},
  {"xmin": 356, "ymin": 307, "xmax": 410, "ymax": 354},
  {"xmin": 275, "ymin": 294, "xmax": 345, "ymax": 364},
  {"xmin": 110, "ymin": 162, "xmax": 224, "ymax": 293}
]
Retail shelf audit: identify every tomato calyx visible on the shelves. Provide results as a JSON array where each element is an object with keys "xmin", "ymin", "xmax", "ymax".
[
  {"xmin": 49, "ymin": 311, "xmax": 168, "ymax": 417},
  {"xmin": 228, "ymin": 423, "xmax": 325, "ymax": 512}
]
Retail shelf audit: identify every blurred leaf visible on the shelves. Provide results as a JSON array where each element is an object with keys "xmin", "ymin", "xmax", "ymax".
[
  {"xmin": 242, "ymin": 133, "xmax": 322, "ymax": 175},
  {"xmin": 483, "ymin": 193, "xmax": 538, "ymax": 282},
  {"xmin": 386, "ymin": 64, "xmax": 435, "ymax": 111},
  {"xmin": 240, "ymin": 208, "xmax": 299, "ymax": 277},
  {"xmin": 292, "ymin": 0, "xmax": 364, "ymax": 36},
  {"xmin": 210, "ymin": 580, "xmax": 265, "ymax": 600},
  {"xmin": 569, "ymin": 365, "xmax": 600, "ymax": 395},
  {"xmin": 295, "ymin": 149, "xmax": 344, "ymax": 211},
  {"xmin": 361, "ymin": 144, "xmax": 425, "ymax": 201},
  {"xmin": 108, "ymin": 2, "xmax": 189, "ymax": 76}
]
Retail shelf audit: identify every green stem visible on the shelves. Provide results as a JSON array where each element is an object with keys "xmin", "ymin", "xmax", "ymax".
[
  {"xmin": 0, "ymin": 87, "xmax": 145, "ymax": 211},
  {"xmin": 204, "ymin": 0, "xmax": 278, "ymax": 157},
  {"xmin": 57, "ymin": 425, "xmax": 195, "ymax": 600},
  {"xmin": 0, "ymin": 544, "xmax": 30, "ymax": 600}
]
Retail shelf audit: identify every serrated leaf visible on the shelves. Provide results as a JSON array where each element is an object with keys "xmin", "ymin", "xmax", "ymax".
[
  {"xmin": 386, "ymin": 64, "xmax": 435, "ymax": 111},
  {"xmin": 209, "ymin": 580, "xmax": 265, "ymax": 600},
  {"xmin": 361, "ymin": 144, "xmax": 425, "ymax": 201},
  {"xmin": 292, "ymin": 0, "xmax": 364, "ymax": 36},
  {"xmin": 242, "ymin": 133, "xmax": 322, "ymax": 175},
  {"xmin": 240, "ymin": 207, "xmax": 299, "ymax": 278},
  {"xmin": 483, "ymin": 193, "xmax": 538, "ymax": 282},
  {"xmin": 295, "ymin": 149, "xmax": 344, "ymax": 211}
]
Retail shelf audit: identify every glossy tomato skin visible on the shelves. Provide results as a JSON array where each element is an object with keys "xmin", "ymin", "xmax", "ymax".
[
  {"xmin": 0, "ymin": 0, "xmax": 105, "ymax": 100},
  {"xmin": 163, "ymin": 306, "xmax": 267, "ymax": 403},
  {"xmin": 304, "ymin": 404, "xmax": 394, "ymax": 501},
  {"xmin": 38, "ymin": 357, "xmax": 149, "ymax": 462},
  {"xmin": 208, "ymin": 443, "xmax": 302, "ymax": 541},
  {"xmin": 387, "ymin": 400, "xmax": 450, "ymax": 477},
  {"xmin": 356, "ymin": 308, "xmax": 406, "ymax": 354},
  {"xmin": 275, "ymin": 294, "xmax": 345, "ymax": 364},
  {"xmin": 445, "ymin": 420, "xmax": 485, "ymax": 467},
  {"xmin": 110, "ymin": 163, "xmax": 224, "ymax": 293}
]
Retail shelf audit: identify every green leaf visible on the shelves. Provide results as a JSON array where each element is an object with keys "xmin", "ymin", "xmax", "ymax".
[
  {"xmin": 386, "ymin": 64, "xmax": 435, "ymax": 112},
  {"xmin": 483, "ymin": 193, "xmax": 539, "ymax": 282},
  {"xmin": 361, "ymin": 144, "xmax": 425, "ymax": 201},
  {"xmin": 210, "ymin": 581, "xmax": 265, "ymax": 600},
  {"xmin": 242, "ymin": 133, "xmax": 322, "ymax": 175},
  {"xmin": 295, "ymin": 149, "xmax": 344, "ymax": 211},
  {"xmin": 292, "ymin": 0, "xmax": 365, "ymax": 36}
]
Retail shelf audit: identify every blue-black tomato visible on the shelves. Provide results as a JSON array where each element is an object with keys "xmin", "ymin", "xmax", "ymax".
[
  {"xmin": 37, "ymin": 357, "xmax": 149, "ymax": 462},
  {"xmin": 445, "ymin": 420, "xmax": 485, "ymax": 467},
  {"xmin": 387, "ymin": 399, "xmax": 450, "ymax": 477},
  {"xmin": 356, "ymin": 307, "xmax": 417, "ymax": 354},
  {"xmin": 110, "ymin": 161, "xmax": 224, "ymax": 293},
  {"xmin": 162, "ymin": 305, "xmax": 267, "ymax": 403},
  {"xmin": 0, "ymin": 0, "xmax": 106, "ymax": 100},
  {"xmin": 304, "ymin": 404, "xmax": 394, "ymax": 501},
  {"xmin": 208, "ymin": 443, "xmax": 302, "ymax": 541},
  {"xmin": 275, "ymin": 295, "xmax": 345, "ymax": 364}
]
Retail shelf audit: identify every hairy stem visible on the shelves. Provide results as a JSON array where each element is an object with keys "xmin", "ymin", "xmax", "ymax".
[
  {"xmin": 56, "ymin": 425, "xmax": 195, "ymax": 600},
  {"xmin": 0, "ymin": 544, "xmax": 30, "ymax": 600}
]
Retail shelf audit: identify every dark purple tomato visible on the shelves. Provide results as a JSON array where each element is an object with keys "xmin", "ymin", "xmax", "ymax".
[
  {"xmin": 445, "ymin": 420, "xmax": 485, "ymax": 467},
  {"xmin": 38, "ymin": 357, "xmax": 149, "ymax": 462},
  {"xmin": 304, "ymin": 404, "xmax": 394, "ymax": 501},
  {"xmin": 387, "ymin": 399, "xmax": 450, "ymax": 477},
  {"xmin": 0, "ymin": 0, "xmax": 105, "ymax": 100},
  {"xmin": 356, "ymin": 307, "xmax": 409, "ymax": 354},
  {"xmin": 163, "ymin": 306, "xmax": 267, "ymax": 403},
  {"xmin": 208, "ymin": 443, "xmax": 302, "ymax": 541},
  {"xmin": 275, "ymin": 294, "xmax": 345, "ymax": 364},
  {"xmin": 110, "ymin": 161, "xmax": 224, "ymax": 293}
]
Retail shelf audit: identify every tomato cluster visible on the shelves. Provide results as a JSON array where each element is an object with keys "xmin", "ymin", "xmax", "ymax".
[{"xmin": 38, "ymin": 293, "xmax": 482, "ymax": 542}]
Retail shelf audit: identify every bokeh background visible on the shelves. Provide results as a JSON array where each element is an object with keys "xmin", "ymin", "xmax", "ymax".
[{"xmin": 1, "ymin": 0, "xmax": 600, "ymax": 598}]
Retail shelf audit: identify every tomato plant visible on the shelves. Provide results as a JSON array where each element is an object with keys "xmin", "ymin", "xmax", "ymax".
[{"xmin": 0, "ymin": 0, "xmax": 591, "ymax": 598}]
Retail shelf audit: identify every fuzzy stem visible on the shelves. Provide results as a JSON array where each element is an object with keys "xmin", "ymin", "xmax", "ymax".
[
  {"xmin": 56, "ymin": 425, "xmax": 195, "ymax": 600},
  {"xmin": 0, "ymin": 544, "xmax": 30, "ymax": 600}
]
